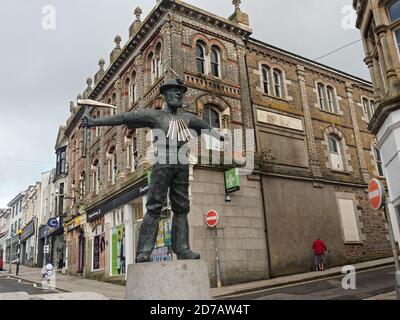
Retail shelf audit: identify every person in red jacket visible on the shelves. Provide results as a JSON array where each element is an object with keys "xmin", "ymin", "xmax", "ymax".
[{"xmin": 313, "ymin": 238, "xmax": 327, "ymax": 271}]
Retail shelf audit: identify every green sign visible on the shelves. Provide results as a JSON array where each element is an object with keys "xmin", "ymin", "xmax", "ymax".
[
  {"xmin": 147, "ymin": 170, "xmax": 152, "ymax": 185},
  {"xmin": 225, "ymin": 168, "xmax": 240, "ymax": 193}
]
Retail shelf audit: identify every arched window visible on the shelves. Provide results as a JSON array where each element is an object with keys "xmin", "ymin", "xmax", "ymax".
[
  {"xmin": 210, "ymin": 46, "xmax": 221, "ymax": 77},
  {"xmin": 95, "ymin": 111, "xmax": 100, "ymax": 138},
  {"xmin": 273, "ymin": 69, "xmax": 282, "ymax": 98},
  {"xmin": 155, "ymin": 43, "xmax": 162, "ymax": 79},
  {"xmin": 203, "ymin": 104, "xmax": 221, "ymax": 129},
  {"xmin": 127, "ymin": 72, "xmax": 138, "ymax": 107},
  {"xmin": 125, "ymin": 77, "xmax": 131, "ymax": 106},
  {"xmin": 328, "ymin": 135, "xmax": 344, "ymax": 171},
  {"xmin": 126, "ymin": 131, "xmax": 138, "ymax": 173},
  {"xmin": 362, "ymin": 98, "xmax": 375, "ymax": 122},
  {"xmin": 111, "ymin": 93, "xmax": 117, "ymax": 115},
  {"xmin": 389, "ymin": 0, "xmax": 400, "ymax": 22},
  {"xmin": 92, "ymin": 160, "xmax": 100, "ymax": 195},
  {"xmin": 107, "ymin": 147, "xmax": 117, "ymax": 184},
  {"xmin": 317, "ymin": 83, "xmax": 326, "ymax": 110},
  {"xmin": 196, "ymin": 42, "xmax": 206, "ymax": 74},
  {"xmin": 79, "ymin": 172, "xmax": 86, "ymax": 198},
  {"xmin": 262, "ymin": 65, "xmax": 271, "ymax": 95},
  {"xmin": 148, "ymin": 52, "xmax": 155, "ymax": 85},
  {"xmin": 326, "ymin": 86, "xmax": 337, "ymax": 113}
]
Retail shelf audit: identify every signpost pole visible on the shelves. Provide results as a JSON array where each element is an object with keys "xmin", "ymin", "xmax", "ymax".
[{"xmin": 214, "ymin": 228, "xmax": 222, "ymax": 289}]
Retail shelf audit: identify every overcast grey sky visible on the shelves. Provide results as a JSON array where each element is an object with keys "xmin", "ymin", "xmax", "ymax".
[{"xmin": 0, "ymin": 0, "xmax": 365, "ymax": 207}]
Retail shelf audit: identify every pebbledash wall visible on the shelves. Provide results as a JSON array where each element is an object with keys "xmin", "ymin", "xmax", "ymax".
[{"xmin": 57, "ymin": 0, "xmax": 392, "ymax": 286}]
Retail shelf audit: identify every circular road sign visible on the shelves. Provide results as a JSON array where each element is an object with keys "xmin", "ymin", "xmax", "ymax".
[
  {"xmin": 205, "ymin": 210, "xmax": 219, "ymax": 228},
  {"xmin": 368, "ymin": 178, "xmax": 386, "ymax": 211},
  {"xmin": 47, "ymin": 218, "xmax": 58, "ymax": 228}
]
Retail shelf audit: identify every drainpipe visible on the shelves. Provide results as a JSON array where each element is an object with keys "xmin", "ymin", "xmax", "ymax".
[{"xmin": 243, "ymin": 40, "xmax": 273, "ymax": 279}]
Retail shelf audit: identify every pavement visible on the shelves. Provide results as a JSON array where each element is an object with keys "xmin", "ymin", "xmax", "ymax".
[{"xmin": 0, "ymin": 257, "xmax": 397, "ymax": 300}]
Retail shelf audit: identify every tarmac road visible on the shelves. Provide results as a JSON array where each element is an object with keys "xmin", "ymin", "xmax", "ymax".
[{"xmin": 222, "ymin": 265, "xmax": 397, "ymax": 300}]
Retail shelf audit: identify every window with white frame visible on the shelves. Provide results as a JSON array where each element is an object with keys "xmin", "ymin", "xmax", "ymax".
[
  {"xmin": 155, "ymin": 43, "xmax": 162, "ymax": 79},
  {"xmin": 317, "ymin": 83, "xmax": 338, "ymax": 113},
  {"xmin": 95, "ymin": 111, "xmax": 100, "ymax": 138},
  {"xmin": 107, "ymin": 147, "xmax": 117, "ymax": 184},
  {"xmin": 373, "ymin": 146, "xmax": 385, "ymax": 177},
  {"xmin": 126, "ymin": 131, "xmax": 138, "ymax": 173},
  {"xmin": 79, "ymin": 171, "xmax": 86, "ymax": 198},
  {"xmin": 149, "ymin": 52, "xmax": 155, "ymax": 85},
  {"xmin": 326, "ymin": 86, "xmax": 337, "ymax": 113},
  {"xmin": 328, "ymin": 135, "xmax": 344, "ymax": 171},
  {"xmin": 260, "ymin": 65, "xmax": 284, "ymax": 99},
  {"xmin": 196, "ymin": 42, "xmax": 206, "ymax": 74},
  {"xmin": 92, "ymin": 160, "xmax": 100, "ymax": 195},
  {"xmin": 262, "ymin": 65, "xmax": 271, "ymax": 95},
  {"xmin": 111, "ymin": 94, "xmax": 116, "ymax": 115},
  {"xmin": 273, "ymin": 69, "xmax": 283, "ymax": 98},
  {"xmin": 210, "ymin": 45, "xmax": 221, "ymax": 78},
  {"xmin": 317, "ymin": 82, "xmax": 326, "ymax": 109},
  {"xmin": 362, "ymin": 98, "xmax": 375, "ymax": 122}
]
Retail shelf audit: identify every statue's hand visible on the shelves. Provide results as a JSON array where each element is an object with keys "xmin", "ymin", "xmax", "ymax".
[
  {"xmin": 80, "ymin": 116, "xmax": 94, "ymax": 129},
  {"xmin": 220, "ymin": 132, "xmax": 231, "ymax": 142}
]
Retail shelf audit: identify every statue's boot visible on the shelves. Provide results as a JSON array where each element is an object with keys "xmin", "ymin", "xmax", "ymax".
[
  {"xmin": 136, "ymin": 214, "xmax": 160, "ymax": 263},
  {"xmin": 172, "ymin": 214, "xmax": 200, "ymax": 260}
]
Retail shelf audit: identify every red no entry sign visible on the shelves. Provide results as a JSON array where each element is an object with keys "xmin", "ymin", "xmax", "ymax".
[
  {"xmin": 368, "ymin": 178, "xmax": 386, "ymax": 211},
  {"xmin": 205, "ymin": 210, "xmax": 219, "ymax": 228}
]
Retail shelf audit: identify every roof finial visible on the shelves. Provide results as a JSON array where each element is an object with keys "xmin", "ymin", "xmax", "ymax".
[
  {"xmin": 99, "ymin": 58, "xmax": 105, "ymax": 71},
  {"xmin": 233, "ymin": 0, "xmax": 241, "ymax": 11},
  {"xmin": 86, "ymin": 77, "xmax": 93, "ymax": 89},
  {"xmin": 134, "ymin": 6, "xmax": 143, "ymax": 21},
  {"xmin": 114, "ymin": 35, "xmax": 122, "ymax": 49}
]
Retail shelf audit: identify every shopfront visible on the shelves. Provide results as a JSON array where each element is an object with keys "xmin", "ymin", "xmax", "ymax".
[
  {"xmin": 37, "ymin": 225, "xmax": 47, "ymax": 268},
  {"xmin": 47, "ymin": 216, "xmax": 65, "ymax": 270},
  {"xmin": 21, "ymin": 219, "xmax": 35, "ymax": 266},
  {"xmin": 64, "ymin": 215, "xmax": 84, "ymax": 275},
  {"xmin": 87, "ymin": 179, "xmax": 148, "ymax": 279}
]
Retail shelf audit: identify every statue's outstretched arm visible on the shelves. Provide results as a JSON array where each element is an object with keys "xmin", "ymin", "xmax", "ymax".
[
  {"xmin": 82, "ymin": 109, "xmax": 156, "ymax": 129},
  {"xmin": 189, "ymin": 116, "xmax": 225, "ymax": 141}
]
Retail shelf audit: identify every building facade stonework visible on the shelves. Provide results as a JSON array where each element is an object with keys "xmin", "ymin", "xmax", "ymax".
[{"xmin": 54, "ymin": 0, "xmax": 393, "ymax": 285}]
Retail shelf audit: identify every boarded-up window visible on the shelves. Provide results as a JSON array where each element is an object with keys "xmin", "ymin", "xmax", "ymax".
[{"xmin": 338, "ymin": 199, "xmax": 360, "ymax": 242}]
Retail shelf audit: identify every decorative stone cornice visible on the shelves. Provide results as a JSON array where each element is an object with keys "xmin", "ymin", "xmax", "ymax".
[
  {"xmin": 89, "ymin": 0, "xmax": 252, "ymax": 101},
  {"xmin": 368, "ymin": 95, "xmax": 400, "ymax": 134}
]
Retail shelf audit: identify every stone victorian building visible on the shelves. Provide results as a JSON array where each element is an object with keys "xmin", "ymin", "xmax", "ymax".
[
  {"xmin": 58, "ymin": 0, "xmax": 393, "ymax": 286},
  {"xmin": 353, "ymin": 0, "xmax": 400, "ymax": 251}
]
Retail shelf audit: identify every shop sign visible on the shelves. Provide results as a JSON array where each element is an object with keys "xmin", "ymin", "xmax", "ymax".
[
  {"xmin": 87, "ymin": 179, "xmax": 148, "ymax": 222},
  {"xmin": 21, "ymin": 220, "xmax": 35, "ymax": 242},
  {"xmin": 65, "ymin": 216, "xmax": 82, "ymax": 233},
  {"xmin": 225, "ymin": 168, "xmax": 240, "ymax": 193}
]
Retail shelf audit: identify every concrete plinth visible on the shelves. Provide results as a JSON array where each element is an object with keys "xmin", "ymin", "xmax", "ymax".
[{"xmin": 126, "ymin": 260, "xmax": 212, "ymax": 300}]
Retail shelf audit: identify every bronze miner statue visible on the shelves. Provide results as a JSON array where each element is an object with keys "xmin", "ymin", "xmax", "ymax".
[{"xmin": 81, "ymin": 79, "xmax": 226, "ymax": 263}]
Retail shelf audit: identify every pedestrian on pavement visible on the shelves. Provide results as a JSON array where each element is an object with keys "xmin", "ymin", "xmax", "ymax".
[{"xmin": 313, "ymin": 238, "xmax": 327, "ymax": 271}]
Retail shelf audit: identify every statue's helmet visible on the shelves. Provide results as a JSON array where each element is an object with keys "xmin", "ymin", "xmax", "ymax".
[{"xmin": 160, "ymin": 78, "xmax": 188, "ymax": 96}]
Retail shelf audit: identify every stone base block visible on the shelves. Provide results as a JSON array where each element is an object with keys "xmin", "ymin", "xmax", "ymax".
[{"xmin": 126, "ymin": 260, "xmax": 211, "ymax": 300}]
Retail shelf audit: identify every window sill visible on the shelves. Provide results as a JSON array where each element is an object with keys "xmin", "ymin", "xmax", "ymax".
[
  {"xmin": 318, "ymin": 108, "xmax": 342, "ymax": 116},
  {"xmin": 331, "ymin": 170, "xmax": 350, "ymax": 175},
  {"xmin": 262, "ymin": 93, "xmax": 289, "ymax": 103},
  {"xmin": 344, "ymin": 241, "xmax": 363, "ymax": 245}
]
